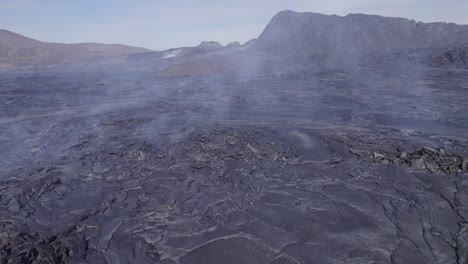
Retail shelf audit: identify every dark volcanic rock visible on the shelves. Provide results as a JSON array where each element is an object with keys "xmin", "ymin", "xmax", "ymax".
[
  {"xmin": 180, "ymin": 236, "xmax": 277, "ymax": 264},
  {"xmin": 430, "ymin": 46, "xmax": 468, "ymax": 67},
  {"xmin": 1, "ymin": 10, "xmax": 468, "ymax": 264},
  {"xmin": 332, "ymin": 133, "xmax": 468, "ymax": 175},
  {"xmin": 1, "ymin": 118, "xmax": 467, "ymax": 263}
]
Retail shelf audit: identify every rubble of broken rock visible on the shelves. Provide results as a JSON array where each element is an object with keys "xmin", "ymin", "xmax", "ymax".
[
  {"xmin": 331, "ymin": 133, "xmax": 468, "ymax": 175},
  {"xmin": 400, "ymin": 147, "xmax": 467, "ymax": 174}
]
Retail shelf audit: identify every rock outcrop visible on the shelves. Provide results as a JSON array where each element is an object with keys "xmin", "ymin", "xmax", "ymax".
[
  {"xmin": 226, "ymin": 41, "xmax": 241, "ymax": 48},
  {"xmin": 197, "ymin": 41, "xmax": 224, "ymax": 50},
  {"xmin": 253, "ymin": 11, "xmax": 468, "ymax": 67}
]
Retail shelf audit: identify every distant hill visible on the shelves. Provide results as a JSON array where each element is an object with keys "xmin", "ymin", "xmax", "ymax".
[
  {"xmin": 252, "ymin": 11, "xmax": 468, "ymax": 67},
  {"xmin": 0, "ymin": 29, "xmax": 152, "ymax": 68}
]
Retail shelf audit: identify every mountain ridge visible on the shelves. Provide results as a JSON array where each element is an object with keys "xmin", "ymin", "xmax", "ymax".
[
  {"xmin": 0, "ymin": 29, "xmax": 152, "ymax": 68},
  {"xmin": 0, "ymin": 29, "xmax": 151, "ymax": 50},
  {"xmin": 2, "ymin": 11, "xmax": 468, "ymax": 69},
  {"xmin": 256, "ymin": 10, "xmax": 468, "ymax": 51},
  {"xmin": 248, "ymin": 10, "xmax": 468, "ymax": 67}
]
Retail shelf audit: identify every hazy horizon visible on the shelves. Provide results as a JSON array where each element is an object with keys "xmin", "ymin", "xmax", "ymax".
[{"xmin": 1, "ymin": 0, "xmax": 468, "ymax": 51}]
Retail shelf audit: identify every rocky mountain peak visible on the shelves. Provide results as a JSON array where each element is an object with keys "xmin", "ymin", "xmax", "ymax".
[
  {"xmin": 254, "ymin": 10, "xmax": 468, "ymax": 59},
  {"xmin": 226, "ymin": 41, "xmax": 241, "ymax": 48},
  {"xmin": 197, "ymin": 41, "xmax": 224, "ymax": 50}
]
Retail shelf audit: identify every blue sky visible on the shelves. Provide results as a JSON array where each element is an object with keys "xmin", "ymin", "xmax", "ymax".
[{"xmin": 1, "ymin": 0, "xmax": 467, "ymax": 50}]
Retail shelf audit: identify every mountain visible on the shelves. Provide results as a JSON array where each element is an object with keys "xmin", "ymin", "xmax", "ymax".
[
  {"xmin": 226, "ymin": 41, "xmax": 241, "ymax": 48},
  {"xmin": 128, "ymin": 40, "xmax": 231, "ymax": 62},
  {"xmin": 197, "ymin": 41, "xmax": 224, "ymax": 50},
  {"xmin": 253, "ymin": 11, "xmax": 468, "ymax": 66},
  {"xmin": 162, "ymin": 41, "xmax": 225, "ymax": 58},
  {"xmin": 4, "ymin": 11, "xmax": 468, "ymax": 70},
  {"xmin": 0, "ymin": 29, "xmax": 152, "ymax": 68}
]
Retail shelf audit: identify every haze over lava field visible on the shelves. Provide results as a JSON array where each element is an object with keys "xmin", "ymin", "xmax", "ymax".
[{"xmin": 1, "ymin": 11, "xmax": 468, "ymax": 264}]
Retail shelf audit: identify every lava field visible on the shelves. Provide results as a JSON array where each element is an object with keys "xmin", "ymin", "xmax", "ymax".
[{"xmin": 0, "ymin": 65, "xmax": 467, "ymax": 264}]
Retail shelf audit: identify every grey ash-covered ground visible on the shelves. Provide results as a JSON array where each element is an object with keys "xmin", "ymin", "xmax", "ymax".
[{"xmin": 0, "ymin": 64, "xmax": 468, "ymax": 264}]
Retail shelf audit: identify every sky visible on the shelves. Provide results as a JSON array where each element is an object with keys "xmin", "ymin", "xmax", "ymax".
[{"xmin": 1, "ymin": 0, "xmax": 467, "ymax": 51}]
